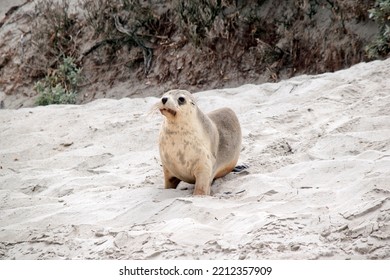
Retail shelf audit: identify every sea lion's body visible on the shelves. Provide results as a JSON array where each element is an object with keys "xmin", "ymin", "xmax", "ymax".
[{"xmin": 157, "ymin": 90, "xmax": 241, "ymax": 195}]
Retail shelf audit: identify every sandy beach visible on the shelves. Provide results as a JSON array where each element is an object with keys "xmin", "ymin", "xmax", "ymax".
[{"xmin": 0, "ymin": 58, "xmax": 389, "ymax": 259}]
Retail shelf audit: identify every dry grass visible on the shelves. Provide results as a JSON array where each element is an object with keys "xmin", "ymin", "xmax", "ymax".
[{"xmin": 0, "ymin": 0, "xmax": 387, "ymax": 107}]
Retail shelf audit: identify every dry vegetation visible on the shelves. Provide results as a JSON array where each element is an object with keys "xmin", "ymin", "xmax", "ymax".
[{"xmin": 0, "ymin": 0, "xmax": 389, "ymax": 106}]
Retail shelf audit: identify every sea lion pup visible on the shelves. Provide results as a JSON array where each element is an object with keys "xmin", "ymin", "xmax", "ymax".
[{"xmin": 156, "ymin": 89, "xmax": 242, "ymax": 195}]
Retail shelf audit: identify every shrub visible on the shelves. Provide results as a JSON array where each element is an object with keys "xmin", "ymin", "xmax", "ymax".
[
  {"xmin": 174, "ymin": 0, "xmax": 225, "ymax": 46},
  {"xmin": 35, "ymin": 57, "xmax": 82, "ymax": 106},
  {"xmin": 366, "ymin": 0, "xmax": 390, "ymax": 58},
  {"xmin": 82, "ymin": 0, "xmax": 173, "ymax": 74},
  {"xmin": 27, "ymin": 0, "xmax": 81, "ymax": 79}
]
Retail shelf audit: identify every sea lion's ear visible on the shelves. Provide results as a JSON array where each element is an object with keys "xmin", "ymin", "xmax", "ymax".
[{"xmin": 186, "ymin": 91, "xmax": 195, "ymax": 105}]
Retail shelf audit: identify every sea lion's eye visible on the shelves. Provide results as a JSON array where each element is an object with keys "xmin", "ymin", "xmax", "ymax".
[{"xmin": 178, "ymin": 97, "xmax": 186, "ymax": 105}]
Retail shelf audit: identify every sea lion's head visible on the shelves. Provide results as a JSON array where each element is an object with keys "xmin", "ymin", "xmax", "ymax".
[{"xmin": 158, "ymin": 90, "xmax": 196, "ymax": 121}]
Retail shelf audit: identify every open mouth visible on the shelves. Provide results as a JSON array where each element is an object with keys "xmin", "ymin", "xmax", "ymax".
[{"xmin": 160, "ymin": 108, "xmax": 177, "ymax": 116}]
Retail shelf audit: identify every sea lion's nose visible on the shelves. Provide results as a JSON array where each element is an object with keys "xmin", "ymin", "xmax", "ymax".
[{"xmin": 162, "ymin": 97, "xmax": 168, "ymax": 104}]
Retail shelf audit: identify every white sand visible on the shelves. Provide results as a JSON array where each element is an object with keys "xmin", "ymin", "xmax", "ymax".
[{"xmin": 0, "ymin": 59, "xmax": 389, "ymax": 260}]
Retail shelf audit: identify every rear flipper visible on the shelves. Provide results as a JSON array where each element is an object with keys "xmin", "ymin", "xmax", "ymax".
[{"xmin": 232, "ymin": 164, "xmax": 249, "ymax": 173}]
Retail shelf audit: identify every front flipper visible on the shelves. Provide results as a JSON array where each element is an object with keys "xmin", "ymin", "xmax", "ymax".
[
  {"xmin": 193, "ymin": 168, "xmax": 212, "ymax": 196},
  {"xmin": 163, "ymin": 167, "xmax": 181, "ymax": 189}
]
